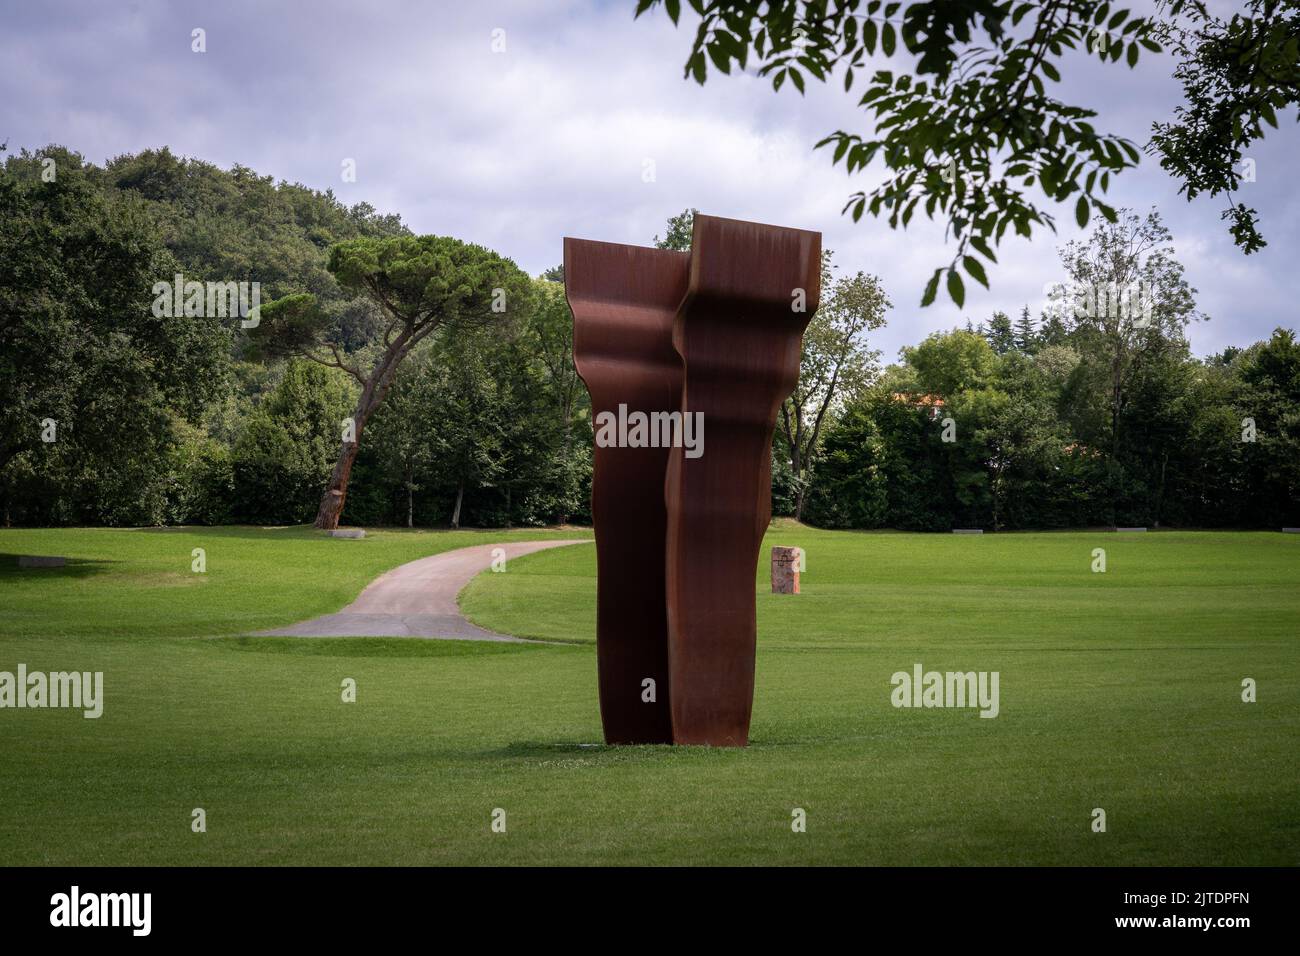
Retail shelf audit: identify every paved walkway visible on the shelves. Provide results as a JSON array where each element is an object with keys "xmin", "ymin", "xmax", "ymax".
[{"xmin": 259, "ymin": 539, "xmax": 589, "ymax": 641}]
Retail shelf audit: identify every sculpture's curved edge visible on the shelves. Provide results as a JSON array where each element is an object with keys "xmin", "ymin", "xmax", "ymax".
[
  {"xmin": 665, "ymin": 215, "xmax": 821, "ymax": 746},
  {"xmin": 686, "ymin": 213, "xmax": 822, "ymax": 315},
  {"xmin": 564, "ymin": 237, "xmax": 688, "ymax": 745}
]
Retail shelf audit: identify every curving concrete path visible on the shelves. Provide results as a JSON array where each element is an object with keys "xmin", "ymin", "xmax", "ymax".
[{"xmin": 259, "ymin": 539, "xmax": 589, "ymax": 641}]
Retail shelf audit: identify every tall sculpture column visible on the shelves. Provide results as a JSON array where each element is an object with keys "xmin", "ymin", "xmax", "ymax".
[
  {"xmin": 664, "ymin": 215, "xmax": 821, "ymax": 746},
  {"xmin": 564, "ymin": 238, "xmax": 688, "ymax": 745},
  {"xmin": 565, "ymin": 215, "xmax": 819, "ymax": 747}
]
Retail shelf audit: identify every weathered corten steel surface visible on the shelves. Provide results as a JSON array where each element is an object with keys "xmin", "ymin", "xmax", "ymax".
[
  {"xmin": 665, "ymin": 214, "xmax": 821, "ymax": 746},
  {"xmin": 565, "ymin": 237, "xmax": 688, "ymax": 745},
  {"xmin": 565, "ymin": 215, "xmax": 819, "ymax": 747}
]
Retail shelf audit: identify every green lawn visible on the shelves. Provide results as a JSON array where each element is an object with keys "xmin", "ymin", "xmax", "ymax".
[{"xmin": 0, "ymin": 523, "xmax": 1295, "ymax": 865}]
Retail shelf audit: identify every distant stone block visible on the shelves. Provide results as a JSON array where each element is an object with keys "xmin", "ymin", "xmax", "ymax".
[
  {"xmin": 1283, "ymin": 528, "xmax": 1300, "ymax": 534},
  {"xmin": 952, "ymin": 529, "xmax": 983, "ymax": 535},
  {"xmin": 18, "ymin": 555, "xmax": 67, "ymax": 568},
  {"xmin": 1115, "ymin": 527, "xmax": 1147, "ymax": 532},
  {"xmin": 329, "ymin": 529, "xmax": 366, "ymax": 539},
  {"xmin": 771, "ymin": 546, "xmax": 800, "ymax": 594}
]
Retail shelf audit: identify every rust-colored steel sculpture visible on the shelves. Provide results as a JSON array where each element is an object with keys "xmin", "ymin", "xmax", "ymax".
[
  {"xmin": 565, "ymin": 214, "xmax": 820, "ymax": 747},
  {"xmin": 565, "ymin": 238, "xmax": 687, "ymax": 745},
  {"xmin": 665, "ymin": 215, "xmax": 820, "ymax": 745}
]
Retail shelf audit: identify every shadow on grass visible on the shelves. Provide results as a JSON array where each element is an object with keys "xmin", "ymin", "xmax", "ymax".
[
  {"xmin": 130, "ymin": 525, "xmax": 353, "ymax": 543},
  {"xmin": 206, "ymin": 635, "xmax": 562, "ymax": 659},
  {"xmin": 480, "ymin": 740, "xmax": 674, "ymax": 763},
  {"xmin": 494, "ymin": 740, "xmax": 617, "ymax": 756},
  {"xmin": 477, "ymin": 740, "xmax": 767, "ymax": 764},
  {"xmin": 0, "ymin": 554, "xmax": 118, "ymax": 580},
  {"xmin": 129, "ymin": 525, "xmax": 594, "ymax": 543}
]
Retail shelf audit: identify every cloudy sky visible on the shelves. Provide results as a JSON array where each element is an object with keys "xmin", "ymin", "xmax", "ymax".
[{"xmin": 4, "ymin": 0, "xmax": 1296, "ymax": 359}]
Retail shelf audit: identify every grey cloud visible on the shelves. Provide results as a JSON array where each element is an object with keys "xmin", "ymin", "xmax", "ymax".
[{"xmin": 2, "ymin": 0, "xmax": 1295, "ymax": 358}]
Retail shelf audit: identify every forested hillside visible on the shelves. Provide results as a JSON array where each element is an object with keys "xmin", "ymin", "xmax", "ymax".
[{"xmin": 1, "ymin": 146, "xmax": 1295, "ymax": 529}]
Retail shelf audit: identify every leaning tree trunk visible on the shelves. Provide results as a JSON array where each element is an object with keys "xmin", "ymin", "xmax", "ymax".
[
  {"xmin": 451, "ymin": 480, "xmax": 464, "ymax": 530},
  {"xmin": 312, "ymin": 340, "xmax": 410, "ymax": 530},
  {"xmin": 313, "ymin": 392, "xmax": 378, "ymax": 530},
  {"xmin": 1154, "ymin": 451, "xmax": 1168, "ymax": 529},
  {"xmin": 314, "ymin": 438, "xmax": 362, "ymax": 530},
  {"xmin": 405, "ymin": 460, "xmax": 414, "ymax": 528}
]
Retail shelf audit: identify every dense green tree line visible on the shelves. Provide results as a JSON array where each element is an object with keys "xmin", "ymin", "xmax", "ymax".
[
  {"xmin": 804, "ymin": 310, "xmax": 1300, "ymax": 530},
  {"xmin": 804, "ymin": 324, "xmax": 1300, "ymax": 529},
  {"xmin": 1, "ymin": 147, "xmax": 1294, "ymax": 529},
  {"xmin": 0, "ymin": 146, "xmax": 587, "ymax": 528}
]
